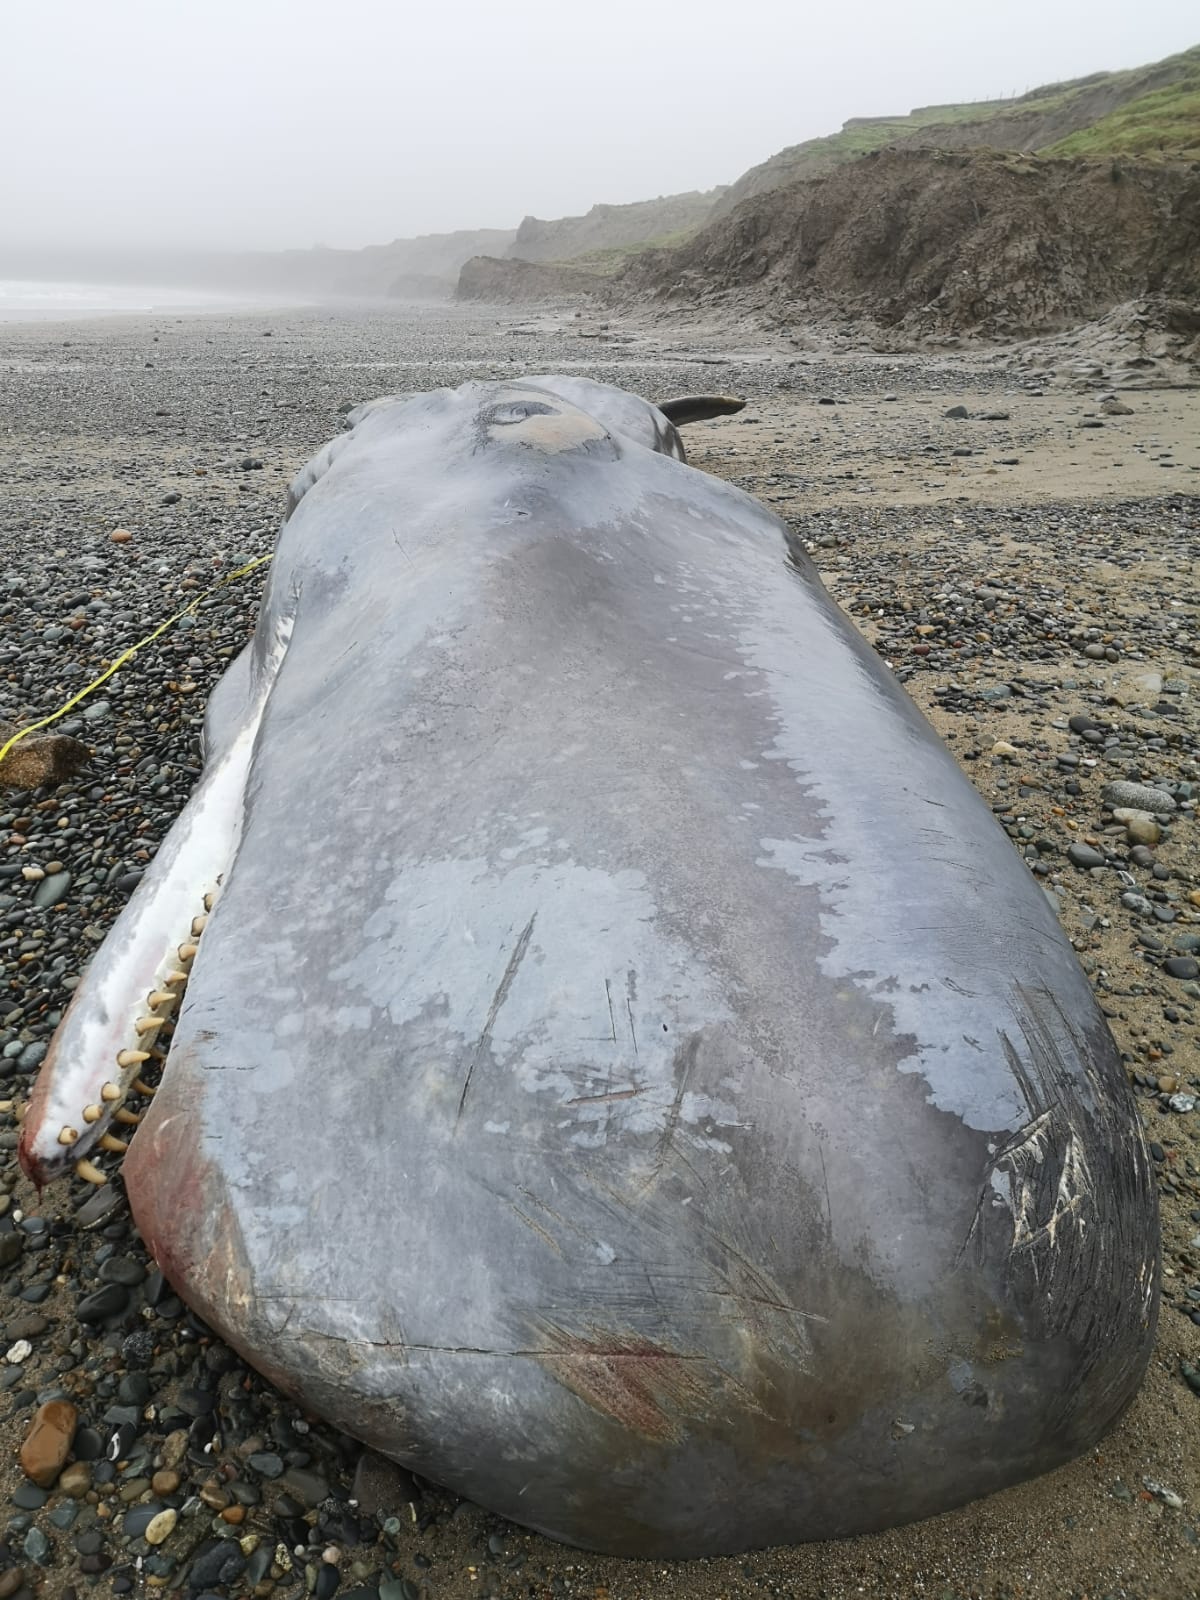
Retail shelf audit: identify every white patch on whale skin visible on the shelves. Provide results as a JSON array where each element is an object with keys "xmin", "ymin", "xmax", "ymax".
[
  {"xmin": 658, "ymin": 537, "xmax": 1096, "ymax": 1139},
  {"xmin": 327, "ymin": 855, "xmax": 750, "ymax": 1153},
  {"xmin": 756, "ymin": 833, "xmax": 1034, "ymax": 1136}
]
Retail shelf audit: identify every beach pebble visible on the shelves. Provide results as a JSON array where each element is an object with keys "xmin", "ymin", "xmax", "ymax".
[
  {"xmin": 1104, "ymin": 781, "xmax": 1176, "ymax": 813},
  {"xmin": 1126, "ymin": 816, "xmax": 1162, "ymax": 848},
  {"xmin": 144, "ymin": 1508, "xmax": 177, "ymax": 1545},
  {"xmin": 1067, "ymin": 842, "xmax": 1106, "ymax": 870},
  {"xmin": 19, "ymin": 1399, "xmax": 78, "ymax": 1487},
  {"xmin": 59, "ymin": 1462, "xmax": 92, "ymax": 1498}
]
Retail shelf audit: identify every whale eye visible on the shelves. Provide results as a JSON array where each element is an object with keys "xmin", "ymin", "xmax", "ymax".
[{"xmin": 486, "ymin": 401, "xmax": 555, "ymax": 426}]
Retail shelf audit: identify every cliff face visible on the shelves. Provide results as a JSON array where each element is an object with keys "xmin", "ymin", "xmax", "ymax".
[
  {"xmin": 621, "ymin": 148, "xmax": 1200, "ymax": 341},
  {"xmin": 456, "ymin": 255, "xmax": 608, "ymax": 303},
  {"xmin": 506, "ymin": 191, "xmax": 726, "ymax": 264}
]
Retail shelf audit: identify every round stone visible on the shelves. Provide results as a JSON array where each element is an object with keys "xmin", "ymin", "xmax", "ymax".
[
  {"xmin": 1125, "ymin": 817, "xmax": 1161, "ymax": 848},
  {"xmin": 144, "ymin": 1508, "xmax": 177, "ymax": 1546},
  {"xmin": 1067, "ymin": 842, "xmax": 1106, "ymax": 870}
]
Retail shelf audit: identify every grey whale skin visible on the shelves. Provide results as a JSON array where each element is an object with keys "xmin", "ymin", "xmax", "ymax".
[{"xmin": 22, "ymin": 377, "xmax": 1157, "ymax": 1556}]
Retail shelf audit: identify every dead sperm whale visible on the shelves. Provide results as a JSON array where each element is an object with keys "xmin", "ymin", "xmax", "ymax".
[{"xmin": 21, "ymin": 375, "xmax": 1157, "ymax": 1557}]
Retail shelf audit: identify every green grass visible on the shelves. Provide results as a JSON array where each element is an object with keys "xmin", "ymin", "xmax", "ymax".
[
  {"xmin": 755, "ymin": 93, "xmax": 1073, "ymax": 180},
  {"xmin": 736, "ymin": 44, "xmax": 1200, "ymax": 193},
  {"xmin": 1044, "ymin": 71, "xmax": 1200, "ymax": 157}
]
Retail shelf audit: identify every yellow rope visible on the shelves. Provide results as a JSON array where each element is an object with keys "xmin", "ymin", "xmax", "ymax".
[{"xmin": 0, "ymin": 553, "xmax": 274, "ymax": 768}]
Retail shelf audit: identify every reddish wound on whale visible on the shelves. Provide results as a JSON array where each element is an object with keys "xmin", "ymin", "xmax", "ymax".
[{"xmin": 539, "ymin": 1329, "xmax": 708, "ymax": 1443}]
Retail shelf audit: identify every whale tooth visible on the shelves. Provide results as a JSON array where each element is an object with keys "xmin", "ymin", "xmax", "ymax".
[
  {"xmin": 57, "ymin": 1125, "xmax": 79, "ymax": 1146},
  {"xmin": 82, "ymin": 1105, "xmax": 103, "ymax": 1124},
  {"xmin": 164, "ymin": 970, "xmax": 189, "ymax": 988},
  {"xmin": 191, "ymin": 915, "xmax": 208, "ymax": 937},
  {"xmin": 148, "ymin": 990, "xmax": 177, "ymax": 1011},
  {"xmin": 116, "ymin": 1049, "xmax": 151, "ymax": 1069},
  {"xmin": 100, "ymin": 1081, "xmax": 123, "ymax": 1102},
  {"xmin": 132, "ymin": 1078, "xmax": 157, "ymax": 1097},
  {"xmin": 114, "ymin": 1109, "xmax": 141, "ymax": 1127},
  {"xmin": 134, "ymin": 1016, "xmax": 165, "ymax": 1037},
  {"xmin": 203, "ymin": 892, "xmax": 215, "ymax": 912},
  {"xmin": 98, "ymin": 1133, "xmax": 128, "ymax": 1154},
  {"xmin": 177, "ymin": 943, "xmax": 198, "ymax": 964},
  {"xmin": 75, "ymin": 1159, "xmax": 107, "ymax": 1185}
]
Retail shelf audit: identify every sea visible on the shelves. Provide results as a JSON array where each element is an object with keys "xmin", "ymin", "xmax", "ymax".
[{"xmin": 0, "ymin": 279, "xmax": 265, "ymax": 322}]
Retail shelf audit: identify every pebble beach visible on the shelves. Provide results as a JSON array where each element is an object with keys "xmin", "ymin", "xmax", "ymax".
[{"xmin": 0, "ymin": 301, "xmax": 1197, "ymax": 1600}]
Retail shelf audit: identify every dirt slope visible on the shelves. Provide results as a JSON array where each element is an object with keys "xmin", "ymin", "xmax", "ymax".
[
  {"xmin": 623, "ymin": 148, "xmax": 1200, "ymax": 342},
  {"xmin": 456, "ymin": 254, "xmax": 608, "ymax": 303}
]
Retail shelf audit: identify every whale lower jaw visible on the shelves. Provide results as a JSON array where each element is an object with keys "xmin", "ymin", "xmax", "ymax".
[
  {"xmin": 17, "ymin": 618, "xmax": 293, "ymax": 1190},
  {"xmin": 17, "ymin": 733, "xmax": 249, "ymax": 1187}
]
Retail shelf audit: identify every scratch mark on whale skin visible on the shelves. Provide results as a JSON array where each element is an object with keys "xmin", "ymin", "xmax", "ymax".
[{"xmin": 456, "ymin": 912, "xmax": 537, "ymax": 1123}]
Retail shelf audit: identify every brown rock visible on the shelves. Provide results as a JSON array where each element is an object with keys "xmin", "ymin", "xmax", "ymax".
[
  {"xmin": 199, "ymin": 1479, "xmax": 231, "ymax": 1511},
  {"xmin": 351, "ymin": 1447, "xmax": 420, "ymax": 1516},
  {"xmin": 110, "ymin": 528, "xmax": 133, "ymax": 543},
  {"xmin": 6, "ymin": 1313, "xmax": 49, "ymax": 1339},
  {"xmin": 0, "ymin": 1569, "xmax": 26, "ymax": 1599},
  {"xmin": 151, "ymin": 1469, "xmax": 181, "ymax": 1496},
  {"xmin": 0, "ymin": 723, "xmax": 90, "ymax": 791},
  {"xmin": 19, "ymin": 1398, "xmax": 78, "ymax": 1487}
]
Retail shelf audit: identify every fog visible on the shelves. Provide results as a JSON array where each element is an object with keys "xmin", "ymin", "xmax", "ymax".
[{"xmin": 3, "ymin": 0, "xmax": 1196, "ymax": 256}]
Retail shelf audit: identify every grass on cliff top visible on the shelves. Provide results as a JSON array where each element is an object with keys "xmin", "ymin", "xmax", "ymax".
[
  {"xmin": 1044, "ymin": 69, "xmax": 1200, "ymax": 157},
  {"xmin": 759, "ymin": 109, "xmax": 997, "ymax": 180},
  {"xmin": 756, "ymin": 86, "xmax": 1079, "ymax": 179},
  {"xmin": 748, "ymin": 44, "xmax": 1200, "ymax": 184}
]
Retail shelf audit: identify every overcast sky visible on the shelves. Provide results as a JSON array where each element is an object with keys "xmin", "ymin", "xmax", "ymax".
[{"xmin": 2, "ymin": 0, "xmax": 1195, "ymax": 255}]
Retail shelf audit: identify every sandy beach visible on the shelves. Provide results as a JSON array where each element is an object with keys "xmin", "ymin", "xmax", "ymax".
[{"xmin": 0, "ymin": 301, "xmax": 1196, "ymax": 1600}]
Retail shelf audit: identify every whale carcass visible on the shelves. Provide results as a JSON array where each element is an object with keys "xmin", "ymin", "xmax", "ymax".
[{"xmin": 20, "ymin": 376, "xmax": 1158, "ymax": 1557}]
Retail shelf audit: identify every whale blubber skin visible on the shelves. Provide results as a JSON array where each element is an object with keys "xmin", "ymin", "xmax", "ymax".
[{"xmin": 29, "ymin": 377, "xmax": 1157, "ymax": 1556}]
